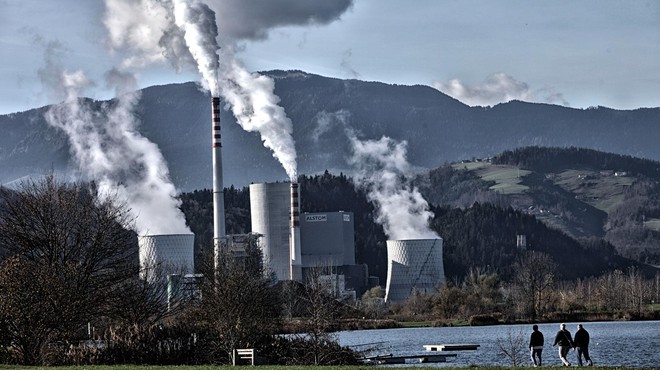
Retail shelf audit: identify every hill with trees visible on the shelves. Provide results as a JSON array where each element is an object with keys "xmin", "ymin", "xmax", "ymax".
[
  {"xmin": 414, "ymin": 146, "xmax": 660, "ymax": 265},
  {"xmin": 180, "ymin": 148, "xmax": 655, "ymax": 284},
  {"xmin": 2, "ymin": 71, "xmax": 660, "ymax": 191}
]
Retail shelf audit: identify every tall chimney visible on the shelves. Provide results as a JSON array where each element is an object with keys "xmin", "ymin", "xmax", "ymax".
[
  {"xmin": 290, "ymin": 182, "xmax": 302, "ymax": 281},
  {"xmin": 212, "ymin": 97, "xmax": 226, "ymax": 254}
]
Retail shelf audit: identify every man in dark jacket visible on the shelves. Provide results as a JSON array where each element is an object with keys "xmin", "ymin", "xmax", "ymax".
[
  {"xmin": 574, "ymin": 324, "xmax": 593, "ymax": 366},
  {"xmin": 529, "ymin": 324, "xmax": 544, "ymax": 366},
  {"xmin": 553, "ymin": 323, "xmax": 574, "ymax": 366}
]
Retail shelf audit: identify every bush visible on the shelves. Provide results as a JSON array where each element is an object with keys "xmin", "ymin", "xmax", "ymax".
[{"xmin": 469, "ymin": 313, "xmax": 502, "ymax": 326}]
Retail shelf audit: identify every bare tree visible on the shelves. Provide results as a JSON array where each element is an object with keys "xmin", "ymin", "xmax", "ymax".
[
  {"xmin": 297, "ymin": 265, "xmax": 348, "ymax": 365},
  {"xmin": 512, "ymin": 252, "xmax": 556, "ymax": 320},
  {"xmin": 192, "ymin": 241, "xmax": 281, "ymax": 363},
  {"xmin": 497, "ymin": 328, "xmax": 526, "ymax": 367},
  {"xmin": 0, "ymin": 176, "xmax": 136, "ymax": 364}
]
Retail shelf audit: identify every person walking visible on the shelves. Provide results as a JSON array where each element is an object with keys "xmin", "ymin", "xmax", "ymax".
[
  {"xmin": 574, "ymin": 324, "xmax": 593, "ymax": 366},
  {"xmin": 529, "ymin": 324, "xmax": 544, "ymax": 366},
  {"xmin": 553, "ymin": 323, "xmax": 574, "ymax": 366}
]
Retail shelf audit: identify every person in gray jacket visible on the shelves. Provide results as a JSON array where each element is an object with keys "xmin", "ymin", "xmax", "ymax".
[
  {"xmin": 574, "ymin": 324, "xmax": 593, "ymax": 366},
  {"xmin": 553, "ymin": 323, "xmax": 574, "ymax": 366}
]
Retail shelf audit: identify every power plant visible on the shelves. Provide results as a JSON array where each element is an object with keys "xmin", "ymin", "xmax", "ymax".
[
  {"xmin": 384, "ymin": 238, "xmax": 445, "ymax": 302},
  {"xmin": 136, "ymin": 95, "xmax": 444, "ymax": 304}
]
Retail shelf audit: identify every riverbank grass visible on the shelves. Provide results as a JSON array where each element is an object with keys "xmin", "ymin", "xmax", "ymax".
[{"xmin": 0, "ymin": 366, "xmax": 655, "ymax": 370}]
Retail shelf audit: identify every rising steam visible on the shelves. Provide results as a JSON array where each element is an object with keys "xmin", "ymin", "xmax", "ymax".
[
  {"xmin": 103, "ymin": 0, "xmax": 301, "ymax": 181},
  {"xmin": 217, "ymin": 46, "xmax": 297, "ymax": 180},
  {"xmin": 433, "ymin": 73, "xmax": 569, "ymax": 107},
  {"xmin": 42, "ymin": 62, "xmax": 189, "ymax": 235},
  {"xmin": 341, "ymin": 112, "xmax": 438, "ymax": 240}
]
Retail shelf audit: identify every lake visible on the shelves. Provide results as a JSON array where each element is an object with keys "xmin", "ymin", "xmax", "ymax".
[{"xmin": 336, "ymin": 321, "xmax": 660, "ymax": 368}]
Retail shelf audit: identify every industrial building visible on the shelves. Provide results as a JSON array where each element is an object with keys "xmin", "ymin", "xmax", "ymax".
[
  {"xmin": 299, "ymin": 211, "xmax": 355, "ymax": 268},
  {"xmin": 249, "ymin": 182, "xmax": 371, "ymax": 296},
  {"xmin": 249, "ymin": 182, "xmax": 292, "ymax": 280},
  {"xmin": 384, "ymin": 238, "xmax": 445, "ymax": 302}
]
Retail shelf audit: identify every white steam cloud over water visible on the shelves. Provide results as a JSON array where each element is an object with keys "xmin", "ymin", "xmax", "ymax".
[{"xmin": 41, "ymin": 50, "xmax": 189, "ymax": 235}]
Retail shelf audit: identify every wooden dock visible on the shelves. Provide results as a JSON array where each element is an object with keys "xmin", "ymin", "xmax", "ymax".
[
  {"xmin": 424, "ymin": 343, "xmax": 480, "ymax": 351},
  {"xmin": 361, "ymin": 353, "xmax": 457, "ymax": 365}
]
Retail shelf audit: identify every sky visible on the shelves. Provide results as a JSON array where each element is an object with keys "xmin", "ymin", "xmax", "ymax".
[{"xmin": 1, "ymin": 0, "xmax": 660, "ymax": 115}]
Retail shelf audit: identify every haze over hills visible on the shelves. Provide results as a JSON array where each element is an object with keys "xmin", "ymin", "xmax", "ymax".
[{"xmin": 1, "ymin": 70, "xmax": 660, "ymax": 191}]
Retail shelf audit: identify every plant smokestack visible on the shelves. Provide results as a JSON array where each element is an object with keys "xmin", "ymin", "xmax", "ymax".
[
  {"xmin": 289, "ymin": 181, "xmax": 302, "ymax": 281},
  {"xmin": 212, "ymin": 97, "xmax": 226, "ymax": 248}
]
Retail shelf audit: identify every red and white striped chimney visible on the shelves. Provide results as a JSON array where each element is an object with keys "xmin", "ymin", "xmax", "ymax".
[
  {"xmin": 290, "ymin": 182, "xmax": 302, "ymax": 281},
  {"xmin": 212, "ymin": 97, "xmax": 226, "ymax": 252}
]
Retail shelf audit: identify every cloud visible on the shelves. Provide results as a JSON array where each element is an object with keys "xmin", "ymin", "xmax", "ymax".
[
  {"xmin": 433, "ymin": 73, "xmax": 569, "ymax": 107},
  {"xmin": 207, "ymin": 0, "xmax": 354, "ymax": 41}
]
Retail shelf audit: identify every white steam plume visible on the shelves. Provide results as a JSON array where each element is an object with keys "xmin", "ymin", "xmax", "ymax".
[
  {"xmin": 172, "ymin": 0, "xmax": 220, "ymax": 95},
  {"xmin": 103, "ymin": 0, "xmax": 300, "ymax": 181},
  {"xmin": 433, "ymin": 72, "xmax": 569, "ymax": 107},
  {"xmin": 345, "ymin": 121, "xmax": 438, "ymax": 240},
  {"xmin": 218, "ymin": 46, "xmax": 297, "ymax": 180},
  {"xmin": 42, "ymin": 62, "xmax": 189, "ymax": 235}
]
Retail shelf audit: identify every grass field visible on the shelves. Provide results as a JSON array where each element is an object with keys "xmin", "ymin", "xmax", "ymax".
[
  {"xmin": 0, "ymin": 365, "xmax": 654, "ymax": 370},
  {"xmin": 552, "ymin": 170, "xmax": 633, "ymax": 213},
  {"xmin": 474, "ymin": 164, "xmax": 531, "ymax": 195}
]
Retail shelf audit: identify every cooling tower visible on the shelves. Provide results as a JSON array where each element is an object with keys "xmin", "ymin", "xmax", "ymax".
[
  {"xmin": 212, "ymin": 97, "xmax": 226, "ymax": 247},
  {"xmin": 139, "ymin": 233, "xmax": 195, "ymax": 282},
  {"xmin": 289, "ymin": 182, "xmax": 302, "ymax": 281},
  {"xmin": 250, "ymin": 182, "xmax": 291, "ymax": 280},
  {"xmin": 384, "ymin": 238, "xmax": 445, "ymax": 302}
]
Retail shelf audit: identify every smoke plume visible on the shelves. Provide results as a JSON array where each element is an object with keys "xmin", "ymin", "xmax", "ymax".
[
  {"xmin": 434, "ymin": 72, "xmax": 569, "ymax": 107},
  {"xmin": 41, "ymin": 55, "xmax": 189, "ymax": 235},
  {"xmin": 218, "ymin": 45, "xmax": 297, "ymax": 179},
  {"xmin": 206, "ymin": 0, "xmax": 354, "ymax": 41},
  {"xmin": 172, "ymin": 0, "xmax": 221, "ymax": 95},
  {"xmin": 104, "ymin": 0, "xmax": 337, "ymax": 181},
  {"xmin": 341, "ymin": 112, "xmax": 438, "ymax": 240}
]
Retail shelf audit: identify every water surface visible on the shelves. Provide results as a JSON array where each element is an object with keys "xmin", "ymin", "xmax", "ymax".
[{"xmin": 336, "ymin": 321, "xmax": 660, "ymax": 367}]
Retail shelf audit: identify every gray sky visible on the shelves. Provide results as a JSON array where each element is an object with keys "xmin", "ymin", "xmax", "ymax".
[{"xmin": 1, "ymin": 0, "xmax": 659, "ymax": 114}]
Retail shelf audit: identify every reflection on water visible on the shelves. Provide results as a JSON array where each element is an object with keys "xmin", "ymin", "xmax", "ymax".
[{"xmin": 336, "ymin": 321, "xmax": 660, "ymax": 368}]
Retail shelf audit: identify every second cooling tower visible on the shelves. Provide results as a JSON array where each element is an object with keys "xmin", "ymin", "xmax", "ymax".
[
  {"xmin": 139, "ymin": 233, "xmax": 195, "ymax": 282},
  {"xmin": 385, "ymin": 238, "xmax": 445, "ymax": 302},
  {"xmin": 250, "ymin": 182, "xmax": 291, "ymax": 280}
]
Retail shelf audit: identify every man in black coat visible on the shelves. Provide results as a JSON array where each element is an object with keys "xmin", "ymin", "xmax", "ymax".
[
  {"xmin": 553, "ymin": 323, "xmax": 574, "ymax": 366},
  {"xmin": 529, "ymin": 324, "xmax": 544, "ymax": 366},
  {"xmin": 574, "ymin": 324, "xmax": 593, "ymax": 366}
]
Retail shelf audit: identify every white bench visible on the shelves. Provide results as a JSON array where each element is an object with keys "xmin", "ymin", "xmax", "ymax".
[{"xmin": 233, "ymin": 348, "xmax": 255, "ymax": 365}]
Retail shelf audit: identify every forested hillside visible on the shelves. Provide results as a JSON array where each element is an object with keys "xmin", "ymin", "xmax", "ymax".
[
  {"xmin": 415, "ymin": 147, "xmax": 660, "ymax": 265},
  {"xmin": 180, "ymin": 163, "xmax": 642, "ymax": 283},
  {"xmin": 2, "ymin": 71, "xmax": 660, "ymax": 191}
]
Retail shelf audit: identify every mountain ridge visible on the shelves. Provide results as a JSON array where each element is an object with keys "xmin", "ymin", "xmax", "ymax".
[{"xmin": 1, "ymin": 70, "xmax": 659, "ymax": 191}]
